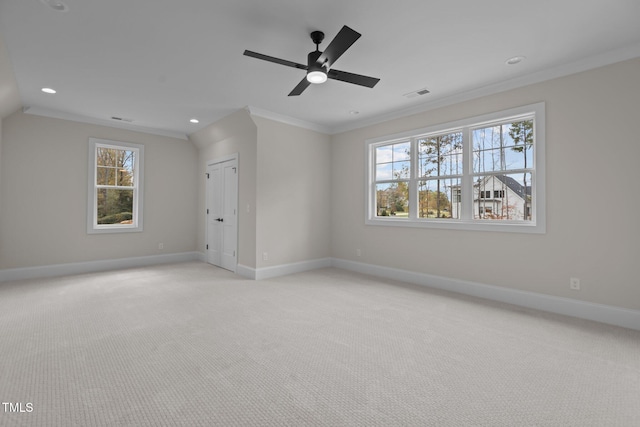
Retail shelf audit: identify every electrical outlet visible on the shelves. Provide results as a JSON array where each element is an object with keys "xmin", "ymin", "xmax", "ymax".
[
  {"xmin": 570, "ymin": 277, "xmax": 580, "ymax": 290},
  {"xmin": 262, "ymin": 252, "xmax": 268, "ymax": 261},
  {"xmin": 356, "ymin": 248, "xmax": 362, "ymax": 257},
  {"xmin": 158, "ymin": 243, "xmax": 164, "ymax": 250}
]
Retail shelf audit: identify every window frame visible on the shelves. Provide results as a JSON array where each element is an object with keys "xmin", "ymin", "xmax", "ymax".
[
  {"xmin": 87, "ymin": 138, "xmax": 144, "ymax": 234},
  {"xmin": 365, "ymin": 103, "xmax": 545, "ymax": 233},
  {"xmin": 373, "ymin": 140, "xmax": 411, "ymax": 217}
]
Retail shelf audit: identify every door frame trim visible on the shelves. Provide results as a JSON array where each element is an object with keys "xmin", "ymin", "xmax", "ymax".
[{"xmin": 207, "ymin": 153, "xmax": 239, "ymax": 167}]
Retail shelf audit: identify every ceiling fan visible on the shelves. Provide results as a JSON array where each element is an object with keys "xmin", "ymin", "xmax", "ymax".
[{"xmin": 243, "ymin": 25, "xmax": 380, "ymax": 96}]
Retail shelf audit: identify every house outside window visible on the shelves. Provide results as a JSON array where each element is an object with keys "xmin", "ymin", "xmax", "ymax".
[
  {"xmin": 472, "ymin": 118, "xmax": 533, "ymax": 221},
  {"xmin": 366, "ymin": 103, "xmax": 545, "ymax": 233},
  {"xmin": 87, "ymin": 138, "xmax": 144, "ymax": 234},
  {"xmin": 452, "ymin": 188, "xmax": 461, "ymax": 203}
]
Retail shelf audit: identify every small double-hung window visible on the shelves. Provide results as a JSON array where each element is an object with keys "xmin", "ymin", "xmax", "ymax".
[
  {"xmin": 87, "ymin": 138, "xmax": 144, "ymax": 233},
  {"xmin": 472, "ymin": 119, "xmax": 534, "ymax": 221},
  {"xmin": 417, "ymin": 131, "xmax": 463, "ymax": 219},
  {"xmin": 366, "ymin": 103, "xmax": 545, "ymax": 233},
  {"xmin": 374, "ymin": 141, "xmax": 411, "ymax": 217}
]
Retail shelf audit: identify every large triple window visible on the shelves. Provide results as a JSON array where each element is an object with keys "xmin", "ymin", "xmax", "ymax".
[
  {"xmin": 87, "ymin": 138, "xmax": 144, "ymax": 233},
  {"xmin": 366, "ymin": 103, "xmax": 545, "ymax": 233}
]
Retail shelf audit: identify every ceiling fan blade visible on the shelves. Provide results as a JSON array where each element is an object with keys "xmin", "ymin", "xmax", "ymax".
[
  {"xmin": 243, "ymin": 50, "xmax": 307, "ymax": 70},
  {"xmin": 328, "ymin": 69, "xmax": 380, "ymax": 88},
  {"xmin": 316, "ymin": 25, "xmax": 361, "ymax": 69},
  {"xmin": 288, "ymin": 77, "xmax": 311, "ymax": 96}
]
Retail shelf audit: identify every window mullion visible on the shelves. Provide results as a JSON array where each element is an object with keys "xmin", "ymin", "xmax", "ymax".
[
  {"xmin": 96, "ymin": 185, "xmax": 132, "ymax": 190},
  {"xmin": 461, "ymin": 127, "xmax": 473, "ymax": 220},
  {"xmin": 409, "ymin": 137, "xmax": 418, "ymax": 219}
]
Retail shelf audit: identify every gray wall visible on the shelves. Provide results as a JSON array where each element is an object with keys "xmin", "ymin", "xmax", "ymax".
[
  {"xmin": 254, "ymin": 116, "xmax": 332, "ymax": 268},
  {"xmin": 0, "ymin": 33, "xmax": 20, "ymax": 119},
  {"xmin": 331, "ymin": 58, "xmax": 640, "ymax": 311},
  {"xmin": 0, "ymin": 33, "xmax": 21, "ymax": 267},
  {"xmin": 0, "ymin": 112, "xmax": 198, "ymax": 269},
  {"xmin": 189, "ymin": 110, "xmax": 332, "ymax": 271},
  {"xmin": 190, "ymin": 109, "xmax": 259, "ymax": 270}
]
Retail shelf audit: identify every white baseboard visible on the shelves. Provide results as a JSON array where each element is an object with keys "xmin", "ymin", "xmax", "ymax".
[
  {"xmin": 237, "ymin": 258, "xmax": 332, "ymax": 281},
  {"xmin": 4, "ymin": 252, "xmax": 636, "ymax": 331},
  {"xmin": 195, "ymin": 251, "xmax": 207, "ymax": 263},
  {"xmin": 236, "ymin": 264, "xmax": 256, "ymax": 280},
  {"xmin": 331, "ymin": 258, "xmax": 640, "ymax": 331},
  {"xmin": 0, "ymin": 252, "xmax": 202, "ymax": 283}
]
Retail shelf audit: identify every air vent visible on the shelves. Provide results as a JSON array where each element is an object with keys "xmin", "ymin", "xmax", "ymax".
[
  {"xmin": 403, "ymin": 88, "xmax": 431, "ymax": 99},
  {"xmin": 111, "ymin": 116, "xmax": 133, "ymax": 123}
]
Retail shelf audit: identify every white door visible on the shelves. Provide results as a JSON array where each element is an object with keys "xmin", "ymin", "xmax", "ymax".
[{"xmin": 206, "ymin": 157, "xmax": 238, "ymax": 272}]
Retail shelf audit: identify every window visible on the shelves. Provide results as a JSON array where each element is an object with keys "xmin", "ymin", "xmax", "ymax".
[
  {"xmin": 375, "ymin": 141, "xmax": 410, "ymax": 216},
  {"xmin": 87, "ymin": 138, "xmax": 144, "ymax": 233},
  {"xmin": 472, "ymin": 119, "xmax": 533, "ymax": 221},
  {"xmin": 417, "ymin": 131, "xmax": 462, "ymax": 219},
  {"xmin": 452, "ymin": 188, "xmax": 461, "ymax": 203},
  {"xmin": 366, "ymin": 103, "xmax": 545, "ymax": 233}
]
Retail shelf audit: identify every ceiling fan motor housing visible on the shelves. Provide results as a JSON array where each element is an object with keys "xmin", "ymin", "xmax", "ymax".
[
  {"xmin": 308, "ymin": 50, "xmax": 325, "ymax": 69},
  {"xmin": 307, "ymin": 50, "xmax": 328, "ymax": 83}
]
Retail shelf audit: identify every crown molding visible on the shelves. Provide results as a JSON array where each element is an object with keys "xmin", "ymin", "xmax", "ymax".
[
  {"xmin": 330, "ymin": 43, "xmax": 640, "ymax": 135},
  {"xmin": 245, "ymin": 105, "xmax": 332, "ymax": 134}
]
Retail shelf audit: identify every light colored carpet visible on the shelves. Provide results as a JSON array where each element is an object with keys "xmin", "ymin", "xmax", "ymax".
[{"xmin": 0, "ymin": 262, "xmax": 638, "ymax": 426}]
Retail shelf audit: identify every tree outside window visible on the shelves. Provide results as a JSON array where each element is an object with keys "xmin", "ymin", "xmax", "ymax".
[
  {"xmin": 366, "ymin": 103, "xmax": 545, "ymax": 233},
  {"xmin": 87, "ymin": 138, "xmax": 144, "ymax": 234}
]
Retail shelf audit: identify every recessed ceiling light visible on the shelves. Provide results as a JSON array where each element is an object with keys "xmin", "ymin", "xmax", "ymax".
[
  {"xmin": 40, "ymin": 0, "xmax": 68, "ymax": 12},
  {"xmin": 189, "ymin": 118, "xmax": 200, "ymax": 124},
  {"xmin": 505, "ymin": 56, "xmax": 526, "ymax": 65},
  {"xmin": 41, "ymin": 87, "xmax": 57, "ymax": 94}
]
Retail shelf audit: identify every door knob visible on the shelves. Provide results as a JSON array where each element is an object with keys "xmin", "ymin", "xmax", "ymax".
[{"xmin": 216, "ymin": 218, "xmax": 224, "ymax": 222}]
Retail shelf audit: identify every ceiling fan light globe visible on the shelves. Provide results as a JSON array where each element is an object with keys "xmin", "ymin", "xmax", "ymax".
[{"xmin": 307, "ymin": 70, "xmax": 327, "ymax": 84}]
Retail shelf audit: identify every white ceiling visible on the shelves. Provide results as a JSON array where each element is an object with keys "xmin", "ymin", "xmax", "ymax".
[{"xmin": 1, "ymin": 0, "xmax": 639, "ymax": 139}]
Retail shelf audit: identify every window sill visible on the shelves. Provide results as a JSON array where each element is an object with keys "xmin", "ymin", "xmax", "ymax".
[
  {"xmin": 87, "ymin": 225, "xmax": 143, "ymax": 234},
  {"xmin": 365, "ymin": 217, "xmax": 545, "ymax": 234}
]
